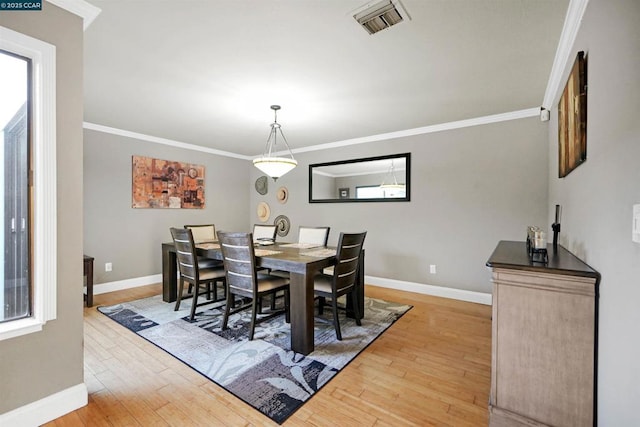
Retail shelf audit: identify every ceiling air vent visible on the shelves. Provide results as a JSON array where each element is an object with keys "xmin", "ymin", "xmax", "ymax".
[{"xmin": 354, "ymin": 0, "xmax": 411, "ymax": 35}]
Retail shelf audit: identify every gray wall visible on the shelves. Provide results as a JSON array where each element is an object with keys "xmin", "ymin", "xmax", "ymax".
[
  {"xmin": 251, "ymin": 117, "xmax": 549, "ymax": 293},
  {"xmin": 546, "ymin": 0, "xmax": 640, "ymax": 423},
  {"xmin": 311, "ymin": 173, "xmax": 334, "ymax": 199},
  {"xmin": 83, "ymin": 129, "xmax": 250, "ymax": 284},
  {"xmin": 0, "ymin": 5, "xmax": 85, "ymax": 414}
]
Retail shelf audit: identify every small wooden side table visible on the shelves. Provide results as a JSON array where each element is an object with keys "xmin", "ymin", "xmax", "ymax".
[{"xmin": 83, "ymin": 255, "xmax": 94, "ymax": 307}]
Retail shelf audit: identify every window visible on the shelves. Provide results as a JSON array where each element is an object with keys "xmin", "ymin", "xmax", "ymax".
[
  {"xmin": 0, "ymin": 50, "xmax": 30, "ymax": 323},
  {"xmin": 356, "ymin": 185, "xmax": 406, "ymax": 199},
  {"xmin": 0, "ymin": 26, "xmax": 57, "ymax": 341}
]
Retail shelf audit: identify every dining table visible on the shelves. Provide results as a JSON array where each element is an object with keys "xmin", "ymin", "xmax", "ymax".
[{"xmin": 161, "ymin": 241, "xmax": 365, "ymax": 355}]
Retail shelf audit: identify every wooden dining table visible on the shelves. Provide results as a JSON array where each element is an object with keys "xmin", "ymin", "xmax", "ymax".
[{"xmin": 161, "ymin": 242, "xmax": 364, "ymax": 355}]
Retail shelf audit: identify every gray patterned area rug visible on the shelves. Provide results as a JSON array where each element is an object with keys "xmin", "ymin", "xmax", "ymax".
[{"xmin": 98, "ymin": 294, "xmax": 411, "ymax": 424}]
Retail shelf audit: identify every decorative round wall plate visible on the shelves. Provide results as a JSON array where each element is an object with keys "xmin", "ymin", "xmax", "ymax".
[
  {"xmin": 255, "ymin": 176, "xmax": 268, "ymax": 195},
  {"xmin": 274, "ymin": 215, "xmax": 291, "ymax": 237},
  {"xmin": 276, "ymin": 186, "xmax": 289, "ymax": 204},
  {"xmin": 257, "ymin": 202, "xmax": 270, "ymax": 222}
]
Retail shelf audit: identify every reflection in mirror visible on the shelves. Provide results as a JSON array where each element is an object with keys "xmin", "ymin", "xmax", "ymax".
[{"xmin": 309, "ymin": 153, "xmax": 410, "ymax": 203}]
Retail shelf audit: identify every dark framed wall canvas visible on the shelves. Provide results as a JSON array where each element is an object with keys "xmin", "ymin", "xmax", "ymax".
[
  {"xmin": 558, "ymin": 51, "xmax": 587, "ymax": 178},
  {"xmin": 339, "ymin": 188, "xmax": 350, "ymax": 199},
  {"xmin": 132, "ymin": 155, "xmax": 205, "ymax": 208}
]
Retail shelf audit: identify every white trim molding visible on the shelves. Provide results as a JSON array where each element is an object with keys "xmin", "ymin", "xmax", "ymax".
[
  {"xmin": 86, "ymin": 107, "xmax": 540, "ymax": 160},
  {"xmin": 47, "ymin": 0, "xmax": 101, "ymax": 30},
  {"xmin": 291, "ymin": 108, "xmax": 540, "ymax": 155},
  {"xmin": 92, "ymin": 274, "xmax": 162, "ymax": 295},
  {"xmin": 0, "ymin": 26, "xmax": 57, "ymax": 341},
  {"xmin": 92, "ymin": 273, "xmax": 491, "ymax": 305},
  {"xmin": 542, "ymin": 0, "xmax": 590, "ymax": 109},
  {"xmin": 0, "ymin": 383, "xmax": 87, "ymax": 427},
  {"xmin": 366, "ymin": 275, "xmax": 492, "ymax": 305},
  {"xmin": 83, "ymin": 122, "xmax": 251, "ymax": 161}
]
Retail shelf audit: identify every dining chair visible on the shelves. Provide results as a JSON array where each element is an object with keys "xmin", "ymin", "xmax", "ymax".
[
  {"xmin": 314, "ymin": 231, "xmax": 367, "ymax": 340},
  {"xmin": 252, "ymin": 224, "xmax": 277, "ymax": 244},
  {"xmin": 217, "ymin": 231, "xmax": 290, "ymax": 340},
  {"xmin": 184, "ymin": 224, "xmax": 223, "ymax": 270},
  {"xmin": 184, "ymin": 224, "xmax": 216, "ymax": 243},
  {"xmin": 298, "ymin": 226, "xmax": 330, "ymax": 246},
  {"xmin": 170, "ymin": 227, "xmax": 226, "ymax": 321}
]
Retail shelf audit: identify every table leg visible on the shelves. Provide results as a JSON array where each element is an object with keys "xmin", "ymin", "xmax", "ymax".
[
  {"xmin": 289, "ymin": 270, "xmax": 314, "ymax": 355},
  {"xmin": 162, "ymin": 244, "xmax": 178, "ymax": 303}
]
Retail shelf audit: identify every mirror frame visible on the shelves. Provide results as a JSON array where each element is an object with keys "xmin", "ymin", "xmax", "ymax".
[{"xmin": 309, "ymin": 153, "xmax": 411, "ymax": 203}]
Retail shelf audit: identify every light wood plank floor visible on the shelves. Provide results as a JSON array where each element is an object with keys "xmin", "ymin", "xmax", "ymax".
[{"xmin": 45, "ymin": 284, "xmax": 492, "ymax": 426}]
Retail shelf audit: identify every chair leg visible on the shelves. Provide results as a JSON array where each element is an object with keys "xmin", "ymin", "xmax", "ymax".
[
  {"xmin": 174, "ymin": 278, "xmax": 185, "ymax": 311},
  {"xmin": 215, "ymin": 280, "xmax": 223, "ymax": 302},
  {"xmin": 216, "ymin": 280, "xmax": 223, "ymax": 301},
  {"xmin": 318, "ymin": 296, "xmax": 326, "ymax": 315},
  {"xmin": 249, "ymin": 298, "xmax": 259, "ymax": 340},
  {"xmin": 351, "ymin": 289, "xmax": 362, "ymax": 326},
  {"xmin": 189, "ymin": 282, "xmax": 201, "ymax": 321},
  {"xmin": 211, "ymin": 279, "xmax": 223, "ymax": 301},
  {"xmin": 332, "ymin": 298, "xmax": 342, "ymax": 341},
  {"xmin": 222, "ymin": 290, "xmax": 233, "ymax": 330}
]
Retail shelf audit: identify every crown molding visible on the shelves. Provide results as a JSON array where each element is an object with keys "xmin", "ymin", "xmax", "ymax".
[
  {"xmin": 542, "ymin": 0, "xmax": 589, "ymax": 109},
  {"xmin": 47, "ymin": 0, "xmax": 101, "ymax": 30},
  {"xmin": 83, "ymin": 122, "xmax": 252, "ymax": 160},
  {"xmin": 86, "ymin": 107, "xmax": 539, "ymax": 160},
  {"xmin": 290, "ymin": 107, "xmax": 540, "ymax": 155}
]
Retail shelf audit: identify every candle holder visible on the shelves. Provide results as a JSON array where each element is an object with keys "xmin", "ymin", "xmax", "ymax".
[
  {"xmin": 552, "ymin": 222, "xmax": 561, "ymax": 252},
  {"xmin": 552, "ymin": 204, "xmax": 562, "ymax": 253},
  {"xmin": 530, "ymin": 247, "xmax": 549, "ymax": 264},
  {"xmin": 526, "ymin": 226, "xmax": 548, "ymax": 264}
]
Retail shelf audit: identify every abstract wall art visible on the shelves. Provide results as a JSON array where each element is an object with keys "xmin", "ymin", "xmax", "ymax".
[{"xmin": 132, "ymin": 155, "xmax": 205, "ymax": 209}]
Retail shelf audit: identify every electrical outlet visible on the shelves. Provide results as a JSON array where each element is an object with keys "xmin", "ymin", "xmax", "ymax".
[
  {"xmin": 105, "ymin": 262, "xmax": 112, "ymax": 272},
  {"xmin": 429, "ymin": 264, "xmax": 437, "ymax": 274}
]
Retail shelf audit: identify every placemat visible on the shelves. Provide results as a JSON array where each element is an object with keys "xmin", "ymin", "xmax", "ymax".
[
  {"xmin": 196, "ymin": 242, "xmax": 220, "ymax": 249},
  {"xmin": 254, "ymin": 249, "xmax": 282, "ymax": 257},
  {"xmin": 280, "ymin": 243, "xmax": 323, "ymax": 249},
  {"xmin": 301, "ymin": 248, "xmax": 336, "ymax": 257}
]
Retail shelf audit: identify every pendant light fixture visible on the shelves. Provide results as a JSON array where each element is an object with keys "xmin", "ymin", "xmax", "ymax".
[
  {"xmin": 253, "ymin": 105, "xmax": 297, "ymax": 181},
  {"xmin": 380, "ymin": 160, "xmax": 405, "ymax": 189}
]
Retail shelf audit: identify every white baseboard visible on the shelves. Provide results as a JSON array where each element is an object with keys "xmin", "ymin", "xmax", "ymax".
[
  {"xmin": 93, "ymin": 273, "xmax": 162, "ymax": 295},
  {"xmin": 0, "ymin": 383, "xmax": 87, "ymax": 427},
  {"xmin": 365, "ymin": 275, "xmax": 492, "ymax": 305},
  {"xmin": 92, "ymin": 273, "xmax": 492, "ymax": 305}
]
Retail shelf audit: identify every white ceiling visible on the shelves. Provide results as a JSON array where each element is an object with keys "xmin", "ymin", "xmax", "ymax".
[{"xmin": 83, "ymin": 0, "xmax": 569, "ymax": 157}]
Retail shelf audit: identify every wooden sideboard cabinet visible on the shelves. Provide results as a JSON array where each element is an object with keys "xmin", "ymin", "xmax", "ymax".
[{"xmin": 486, "ymin": 241, "xmax": 600, "ymax": 427}]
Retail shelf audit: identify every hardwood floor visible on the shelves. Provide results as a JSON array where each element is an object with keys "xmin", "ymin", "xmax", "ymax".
[{"xmin": 45, "ymin": 284, "xmax": 492, "ymax": 426}]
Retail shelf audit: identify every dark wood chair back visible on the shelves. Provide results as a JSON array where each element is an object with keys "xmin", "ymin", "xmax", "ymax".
[
  {"xmin": 217, "ymin": 231, "xmax": 257, "ymax": 299},
  {"xmin": 333, "ymin": 232, "xmax": 367, "ymax": 294},
  {"xmin": 170, "ymin": 227, "xmax": 199, "ymax": 283}
]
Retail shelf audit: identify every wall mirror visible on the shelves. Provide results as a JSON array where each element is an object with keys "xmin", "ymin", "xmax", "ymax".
[{"xmin": 309, "ymin": 153, "xmax": 411, "ymax": 203}]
